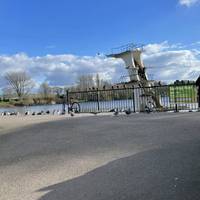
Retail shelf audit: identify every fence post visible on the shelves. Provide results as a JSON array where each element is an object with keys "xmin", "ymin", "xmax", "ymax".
[
  {"xmin": 97, "ymin": 88, "xmax": 100, "ymax": 112},
  {"xmin": 132, "ymin": 86, "xmax": 136, "ymax": 113},
  {"xmin": 66, "ymin": 90, "xmax": 69, "ymax": 114},
  {"xmin": 174, "ymin": 85, "xmax": 178, "ymax": 112}
]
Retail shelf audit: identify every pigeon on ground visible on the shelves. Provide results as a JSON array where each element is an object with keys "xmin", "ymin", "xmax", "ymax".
[
  {"xmin": 25, "ymin": 111, "xmax": 30, "ymax": 116},
  {"xmin": 69, "ymin": 111, "xmax": 75, "ymax": 117},
  {"xmin": 91, "ymin": 112, "xmax": 98, "ymax": 115},
  {"xmin": 10, "ymin": 112, "xmax": 18, "ymax": 116},
  {"xmin": 113, "ymin": 108, "xmax": 119, "ymax": 116},
  {"xmin": 125, "ymin": 108, "xmax": 132, "ymax": 115},
  {"xmin": 46, "ymin": 110, "xmax": 50, "ymax": 114}
]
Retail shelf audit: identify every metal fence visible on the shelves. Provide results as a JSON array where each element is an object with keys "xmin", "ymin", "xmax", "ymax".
[{"xmin": 67, "ymin": 83, "xmax": 200, "ymax": 113}]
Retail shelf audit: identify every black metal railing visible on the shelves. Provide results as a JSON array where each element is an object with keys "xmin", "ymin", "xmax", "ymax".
[{"xmin": 67, "ymin": 82, "xmax": 200, "ymax": 113}]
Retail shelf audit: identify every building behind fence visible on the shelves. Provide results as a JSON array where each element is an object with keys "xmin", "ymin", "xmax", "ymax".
[{"xmin": 66, "ymin": 80, "xmax": 200, "ymax": 113}]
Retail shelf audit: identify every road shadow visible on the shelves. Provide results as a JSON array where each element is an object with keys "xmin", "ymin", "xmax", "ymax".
[{"xmin": 38, "ymin": 141, "xmax": 200, "ymax": 200}]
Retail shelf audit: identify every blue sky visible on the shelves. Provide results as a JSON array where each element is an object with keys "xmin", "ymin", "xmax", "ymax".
[
  {"xmin": 0, "ymin": 0, "xmax": 200, "ymax": 88},
  {"xmin": 0, "ymin": 0, "xmax": 199, "ymax": 56}
]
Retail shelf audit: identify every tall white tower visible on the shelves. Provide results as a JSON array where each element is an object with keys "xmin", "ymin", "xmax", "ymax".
[
  {"xmin": 107, "ymin": 43, "xmax": 149, "ymax": 86},
  {"xmin": 107, "ymin": 43, "xmax": 161, "ymax": 111}
]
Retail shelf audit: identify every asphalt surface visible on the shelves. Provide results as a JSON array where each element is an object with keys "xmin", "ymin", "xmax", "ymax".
[{"xmin": 0, "ymin": 112, "xmax": 200, "ymax": 200}]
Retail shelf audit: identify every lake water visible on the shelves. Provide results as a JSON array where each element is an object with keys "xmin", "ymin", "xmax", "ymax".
[{"xmin": 0, "ymin": 104, "xmax": 63, "ymax": 114}]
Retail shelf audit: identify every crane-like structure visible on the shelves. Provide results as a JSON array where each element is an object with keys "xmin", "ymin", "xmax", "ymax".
[
  {"xmin": 107, "ymin": 43, "xmax": 149, "ymax": 86},
  {"xmin": 107, "ymin": 43, "xmax": 162, "ymax": 110}
]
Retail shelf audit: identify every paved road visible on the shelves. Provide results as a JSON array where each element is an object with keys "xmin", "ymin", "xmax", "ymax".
[{"xmin": 0, "ymin": 112, "xmax": 200, "ymax": 200}]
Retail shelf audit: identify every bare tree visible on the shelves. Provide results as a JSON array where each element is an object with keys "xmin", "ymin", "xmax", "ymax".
[
  {"xmin": 4, "ymin": 71, "xmax": 34, "ymax": 98},
  {"xmin": 39, "ymin": 82, "xmax": 51, "ymax": 100},
  {"xmin": 95, "ymin": 73, "xmax": 112, "ymax": 89},
  {"xmin": 51, "ymin": 86, "xmax": 64, "ymax": 97},
  {"xmin": 76, "ymin": 75, "xmax": 94, "ymax": 90}
]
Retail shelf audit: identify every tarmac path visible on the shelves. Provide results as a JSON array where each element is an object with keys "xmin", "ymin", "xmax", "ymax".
[{"xmin": 0, "ymin": 112, "xmax": 200, "ymax": 200}]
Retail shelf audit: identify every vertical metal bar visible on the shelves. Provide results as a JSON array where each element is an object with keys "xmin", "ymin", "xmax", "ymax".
[
  {"xmin": 66, "ymin": 90, "xmax": 69, "ymax": 105},
  {"xmin": 66, "ymin": 90, "xmax": 69, "ymax": 113},
  {"xmin": 132, "ymin": 86, "xmax": 136, "ymax": 113},
  {"xmin": 174, "ymin": 85, "xmax": 178, "ymax": 112}
]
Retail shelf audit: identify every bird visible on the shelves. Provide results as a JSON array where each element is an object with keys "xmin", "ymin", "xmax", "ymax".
[
  {"xmin": 46, "ymin": 110, "xmax": 50, "ymax": 115},
  {"xmin": 10, "ymin": 112, "xmax": 17, "ymax": 116},
  {"xmin": 57, "ymin": 110, "xmax": 61, "ymax": 115},
  {"xmin": 32, "ymin": 112, "xmax": 36, "ymax": 116},
  {"xmin": 91, "ymin": 112, "xmax": 98, "ymax": 115},
  {"xmin": 61, "ymin": 110, "xmax": 66, "ymax": 115},
  {"xmin": 37, "ymin": 111, "xmax": 44, "ymax": 115},
  {"xmin": 113, "ymin": 108, "xmax": 119, "ymax": 116},
  {"xmin": 69, "ymin": 111, "xmax": 74, "ymax": 117},
  {"xmin": 25, "ymin": 111, "xmax": 30, "ymax": 116},
  {"xmin": 125, "ymin": 108, "xmax": 132, "ymax": 115}
]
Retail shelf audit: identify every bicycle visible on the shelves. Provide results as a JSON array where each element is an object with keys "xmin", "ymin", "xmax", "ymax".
[
  {"xmin": 145, "ymin": 99, "xmax": 156, "ymax": 113},
  {"xmin": 67, "ymin": 98, "xmax": 81, "ymax": 113}
]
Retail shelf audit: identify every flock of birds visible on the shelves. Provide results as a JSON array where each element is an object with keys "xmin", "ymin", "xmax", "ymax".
[
  {"xmin": 0, "ymin": 107, "xmax": 145, "ymax": 117},
  {"xmin": 112, "ymin": 108, "xmax": 132, "ymax": 116},
  {"xmin": 0, "ymin": 109, "xmax": 66, "ymax": 116}
]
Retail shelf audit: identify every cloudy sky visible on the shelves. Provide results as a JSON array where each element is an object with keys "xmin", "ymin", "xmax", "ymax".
[{"xmin": 0, "ymin": 0, "xmax": 200, "ymax": 89}]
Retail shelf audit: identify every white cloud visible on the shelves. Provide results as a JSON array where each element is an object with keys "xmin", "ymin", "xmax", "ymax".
[
  {"xmin": 143, "ymin": 41, "xmax": 200, "ymax": 82},
  {"xmin": 0, "ymin": 53, "xmax": 125, "ymax": 89},
  {"xmin": 179, "ymin": 0, "xmax": 199, "ymax": 7},
  {"xmin": 144, "ymin": 41, "xmax": 170, "ymax": 54},
  {"xmin": 0, "ymin": 41, "xmax": 200, "ymax": 91}
]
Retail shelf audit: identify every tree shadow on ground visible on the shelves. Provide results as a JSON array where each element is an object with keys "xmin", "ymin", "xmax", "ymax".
[{"xmin": 38, "ymin": 141, "xmax": 200, "ymax": 200}]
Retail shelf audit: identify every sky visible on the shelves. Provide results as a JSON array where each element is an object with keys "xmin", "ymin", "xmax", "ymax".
[{"xmin": 0, "ymin": 0, "xmax": 200, "ymax": 89}]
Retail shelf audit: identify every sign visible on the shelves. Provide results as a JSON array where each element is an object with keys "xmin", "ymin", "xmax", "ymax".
[{"xmin": 169, "ymin": 85, "xmax": 197, "ymax": 103}]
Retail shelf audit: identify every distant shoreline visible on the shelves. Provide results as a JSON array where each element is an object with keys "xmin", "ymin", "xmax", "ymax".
[{"xmin": 0, "ymin": 103, "xmax": 60, "ymax": 108}]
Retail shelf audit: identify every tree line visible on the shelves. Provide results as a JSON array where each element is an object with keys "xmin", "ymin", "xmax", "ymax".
[{"xmin": 0, "ymin": 71, "xmax": 112, "ymax": 106}]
